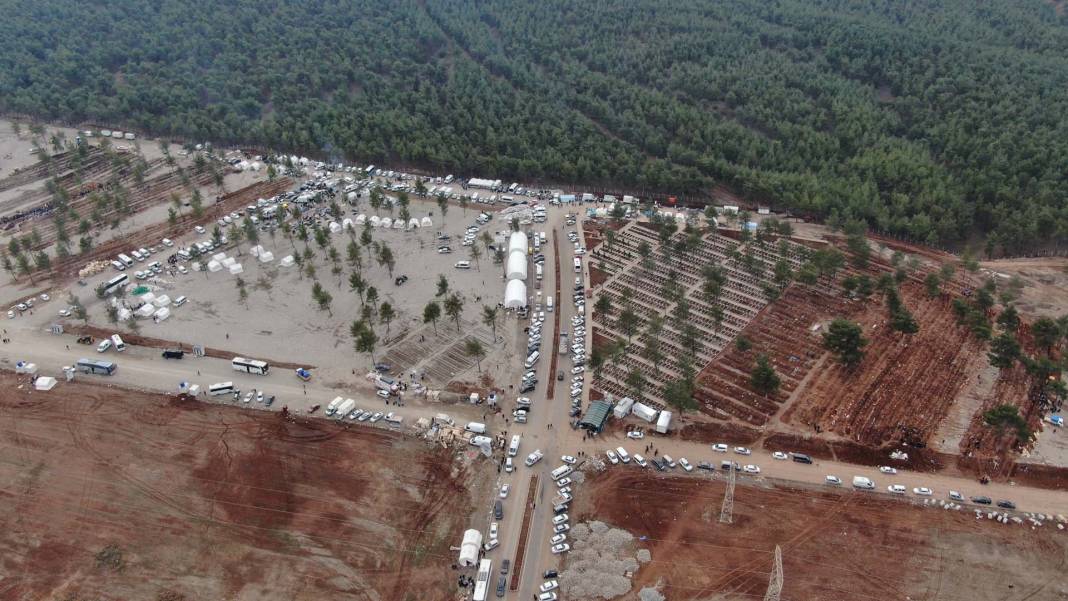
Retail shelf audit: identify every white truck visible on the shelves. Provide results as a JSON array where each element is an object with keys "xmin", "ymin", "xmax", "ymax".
[
  {"xmin": 325, "ymin": 396, "xmax": 344, "ymax": 416},
  {"xmin": 656, "ymin": 410, "xmax": 673, "ymax": 434},
  {"xmin": 335, "ymin": 398, "xmax": 356, "ymax": 419}
]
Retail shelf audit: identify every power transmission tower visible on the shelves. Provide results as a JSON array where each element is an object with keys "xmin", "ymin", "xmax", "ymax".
[
  {"xmin": 719, "ymin": 465, "xmax": 735, "ymax": 524},
  {"xmin": 763, "ymin": 545, "xmax": 783, "ymax": 601}
]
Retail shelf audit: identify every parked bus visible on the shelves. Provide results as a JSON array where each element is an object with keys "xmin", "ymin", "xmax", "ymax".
[
  {"xmin": 101, "ymin": 274, "xmax": 129, "ymax": 296},
  {"xmin": 232, "ymin": 357, "xmax": 269, "ymax": 375},
  {"xmin": 209, "ymin": 382, "xmax": 235, "ymax": 396},
  {"xmin": 76, "ymin": 359, "xmax": 115, "ymax": 375}
]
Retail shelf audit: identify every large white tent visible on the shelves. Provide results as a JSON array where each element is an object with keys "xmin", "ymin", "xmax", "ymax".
[
  {"xmin": 355, "ymin": 214, "xmax": 367, "ymax": 225},
  {"xmin": 506, "ymin": 251, "xmax": 527, "ymax": 281},
  {"xmin": 380, "ymin": 217, "xmax": 392, "ymax": 229},
  {"xmin": 458, "ymin": 529, "xmax": 483, "ymax": 567},
  {"xmin": 504, "ymin": 279, "xmax": 527, "ymax": 309},
  {"xmin": 508, "ymin": 232, "xmax": 528, "ymax": 257},
  {"xmin": 408, "ymin": 217, "xmax": 420, "ymax": 229}
]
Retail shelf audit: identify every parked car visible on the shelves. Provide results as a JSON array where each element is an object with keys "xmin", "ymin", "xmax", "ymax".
[
  {"xmin": 712, "ymin": 443, "xmax": 728, "ymax": 453},
  {"xmin": 912, "ymin": 487, "xmax": 933, "ymax": 496},
  {"xmin": 743, "ymin": 464, "xmax": 761, "ymax": 474},
  {"xmin": 772, "ymin": 451, "xmax": 788, "ymax": 460},
  {"xmin": 879, "ymin": 466, "xmax": 898, "ymax": 475},
  {"xmin": 997, "ymin": 500, "xmax": 1017, "ymax": 510},
  {"xmin": 551, "ymin": 543, "xmax": 570, "ymax": 554},
  {"xmin": 605, "ymin": 450, "xmax": 619, "ymax": 464},
  {"xmin": 733, "ymin": 447, "xmax": 751, "ymax": 455},
  {"xmin": 561, "ymin": 455, "xmax": 576, "ymax": 465},
  {"xmin": 627, "ymin": 431, "xmax": 644, "ymax": 439},
  {"xmin": 971, "ymin": 496, "xmax": 992, "ymax": 505},
  {"xmin": 825, "ymin": 475, "xmax": 842, "ymax": 486},
  {"xmin": 887, "ymin": 484, "xmax": 907, "ymax": 494}
]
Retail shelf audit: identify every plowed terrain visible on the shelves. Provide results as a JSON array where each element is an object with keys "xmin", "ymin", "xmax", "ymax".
[
  {"xmin": 0, "ymin": 372, "xmax": 470, "ymax": 601},
  {"xmin": 577, "ymin": 469, "xmax": 1067, "ymax": 601}
]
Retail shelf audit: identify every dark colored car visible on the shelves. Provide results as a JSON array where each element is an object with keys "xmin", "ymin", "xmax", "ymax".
[
  {"xmin": 996, "ymin": 500, "xmax": 1016, "ymax": 510},
  {"xmin": 161, "ymin": 348, "xmax": 185, "ymax": 359},
  {"xmin": 501, "ymin": 559, "xmax": 511, "ymax": 575},
  {"xmin": 494, "ymin": 500, "xmax": 503, "ymax": 520},
  {"xmin": 791, "ymin": 453, "xmax": 813, "ymax": 464},
  {"xmin": 543, "ymin": 569, "xmax": 558, "ymax": 579},
  {"xmin": 971, "ymin": 496, "xmax": 992, "ymax": 505}
]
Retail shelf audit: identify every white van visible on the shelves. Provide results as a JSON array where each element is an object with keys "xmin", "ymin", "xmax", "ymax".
[
  {"xmin": 465, "ymin": 422, "xmax": 487, "ymax": 434},
  {"xmin": 117, "ymin": 254, "xmax": 134, "ymax": 267},
  {"xmin": 454, "ymin": 261, "xmax": 471, "ymax": 270},
  {"xmin": 573, "ymin": 257, "xmax": 582, "ymax": 273},
  {"xmin": 547, "ymin": 296, "xmax": 554, "ymax": 312},
  {"xmin": 550, "ymin": 465, "xmax": 573, "ymax": 481},
  {"xmin": 130, "ymin": 250, "xmax": 145, "ymax": 262},
  {"xmin": 524, "ymin": 351, "xmax": 540, "ymax": 368},
  {"xmin": 615, "ymin": 447, "xmax": 631, "ymax": 463},
  {"xmin": 508, "ymin": 434, "xmax": 521, "ymax": 457},
  {"xmin": 111, "ymin": 260, "xmax": 126, "ymax": 271},
  {"xmin": 852, "ymin": 476, "xmax": 875, "ymax": 490},
  {"xmin": 173, "ymin": 295, "xmax": 187, "ymax": 307},
  {"xmin": 536, "ymin": 264, "xmax": 544, "ymax": 280},
  {"xmin": 110, "ymin": 334, "xmax": 126, "ymax": 352}
]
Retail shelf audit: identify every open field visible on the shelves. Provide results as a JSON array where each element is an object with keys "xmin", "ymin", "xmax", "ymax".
[
  {"xmin": 573, "ymin": 469, "xmax": 1068, "ymax": 601},
  {"xmin": 0, "ymin": 372, "xmax": 479, "ymax": 601}
]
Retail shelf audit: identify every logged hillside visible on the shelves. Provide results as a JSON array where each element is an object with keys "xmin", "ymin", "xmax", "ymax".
[{"xmin": 2, "ymin": 0, "xmax": 1067, "ymax": 249}]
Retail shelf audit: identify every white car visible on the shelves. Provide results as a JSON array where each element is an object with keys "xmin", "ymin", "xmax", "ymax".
[
  {"xmin": 553, "ymin": 513, "xmax": 569, "ymax": 525},
  {"xmin": 505, "ymin": 458, "xmax": 514, "ymax": 473},
  {"xmin": 561, "ymin": 455, "xmax": 576, "ymax": 465},
  {"xmin": 39, "ymin": 293, "xmax": 50, "ymax": 301},
  {"xmin": 605, "ymin": 450, "xmax": 619, "ymax": 464},
  {"xmin": 554, "ymin": 523, "xmax": 570, "ymax": 533},
  {"xmin": 879, "ymin": 466, "xmax": 898, "ymax": 475},
  {"xmin": 825, "ymin": 475, "xmax": 842, "ymax": 486},
  {"xmin": 913, "ymin": 487, "xmax": 933, "ymax": 496},
  {"xmin": 551, "ymin": 543, "xmax": 570, "ymax": 554},
  {"xmin": 626, "ymin": 431, "xmax": 644, "ymax": 440},
  {"xmin": 772, "ymin": 451, "xmax": 788, "ymax": 460},
  {"xmin": 6, "ymin": 310, "xmax": 14, "ymax": 319},
  {"xmin": 549, "ymin": 534, "xmax": 566, "ymax": 545},
  {"xmin": 887, "ymin": 484, "xmax": 907, "ymax": 495},
  {"xmin": 177, "ymin": 265, "xmax": 188, "ymax": 275},
  {"xmin": 490, "ymin": 522, "xmax": 499, "ymax": 538},
  {"xmin": 499, "ymin": 484, "xmax": 510, "ymax": 498},
  {"xmin": 733, "ymin": 447, "xmax": 752, "ymax": 456},
  {"xmin": 712, "ymin": 443, "xmax": 728, "ymax": 453},
  {"xmin": 558, "ymin": 486, "xmax": 572, "ymax": 495},
  {"xmin": 743, "ymin": 464, "xmax": 761, "ymax": 474},
  {"xmin": 679, "ymin": 458, "xmax": 693, "ymax": 472},
  {"xmin": 556, "ymin": 477, "xmax": 572, "ymax": 488},
  {"xmin": 540, "ymin": 580, "xmax": 559, "ymax": 593},
  {"xmin": 948, "ymin": 490, "xmax": 965, "ymax": 502},
  {"xmin": 538, "ymin": 593, "xmax": 558, "ymax": 601},
  {"xmin": 194, "ymin": 225, "xmax": 206, "ymax": 234},
  {"xmin": 58, "ymin": 308, "xmax": 71, "ymax": 317},
  {"xmin": 571, "ymin": 366, "xmax": 585, "ymax": 375}
]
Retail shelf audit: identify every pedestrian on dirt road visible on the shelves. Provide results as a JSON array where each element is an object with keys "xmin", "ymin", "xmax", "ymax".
[{"xmin": 226, "ymin": 333, "xmax": 229, "ymax": 339}]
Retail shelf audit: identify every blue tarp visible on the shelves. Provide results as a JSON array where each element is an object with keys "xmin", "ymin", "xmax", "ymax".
[{"xmin": 559, "ymin": 194, "xmax": 576, "ymax": 203}]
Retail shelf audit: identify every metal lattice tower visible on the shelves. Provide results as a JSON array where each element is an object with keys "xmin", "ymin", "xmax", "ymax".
[
  {"xmin": 718, "ymin": 465, "xmax": 735, "ymax": 524},
  {"xmin": 763, "ymin": 545, "xmax": 783, "ymax": 601}
]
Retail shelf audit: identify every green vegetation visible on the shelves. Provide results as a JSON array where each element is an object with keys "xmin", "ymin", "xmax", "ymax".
[
  {"xmin": 823, "ymin": 318, "xmax": 868, "ymax": 367},
  {"xmin": 750, "ymin": 354, "xmax": 781, "ymax": 397},
  {"xmin": 982, "ymin": 404, "xmax": 1030, "ymax": 443},
  {"xmin": 3, "ymin": 1, "xmax": 1067, "ymax": 250}
]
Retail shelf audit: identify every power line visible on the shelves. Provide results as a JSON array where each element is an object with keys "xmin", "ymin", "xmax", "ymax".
[{"xmin": 764, "ymin": 545, "xmax": 783, "ymax": 601}]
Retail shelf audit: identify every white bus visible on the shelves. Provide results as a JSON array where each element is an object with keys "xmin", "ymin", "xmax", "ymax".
[
  {"xmin": 101, "ymin": 274, "xmax": 129, "ymax": 296},
  {"xmin": 232, "ymin": 357, "xmax": 269, "ymax": 375},
  {"xmin": 508, "ymin": 434, "xmax": 521, "ymax": 457},
  {"xmin": 209, "ymin": 382, "xmax": 235, "ymax": 396}
]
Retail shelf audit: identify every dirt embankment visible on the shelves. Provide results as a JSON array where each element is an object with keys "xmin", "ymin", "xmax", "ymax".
[{"xmin": 0, "ymin": 371, "xmax": 470, "ymax": 601}]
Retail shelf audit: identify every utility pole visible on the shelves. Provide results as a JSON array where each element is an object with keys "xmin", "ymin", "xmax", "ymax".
[
  {"xmin": 719, "ymin": 465, "xmax": 735, "ymax": 524},
  {"xmin": 763, "ymin": 545, "xmax": 783, "ymax": 601}
]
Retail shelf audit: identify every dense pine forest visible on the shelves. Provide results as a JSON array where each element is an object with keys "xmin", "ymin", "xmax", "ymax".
[{"xmin": 1, "ymin": 0, "xmax": 1066, "ymax": 251}]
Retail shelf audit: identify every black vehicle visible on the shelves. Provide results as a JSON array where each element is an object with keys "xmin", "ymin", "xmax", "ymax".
[
  {"xmin": 697, "ymin": 461, "xmax": 715, "ymax": 471},
  {"xmin": 543, "ymin": 569, "xmax": 558, "ymax": 579},
  {"xmin": 496, "ymin": 575, "xmax": 506, "ymax": 598},
  {"xmin": 791, "ymin": 453, "xmax": 813, "ymax": 464},
  {"xmin": 161, "ymin": 349, "xmax": 185, "ymax": 360},
  {"xmin": 971, "ymin": 496, "xmax": 992, "ymax": 505},
  {"xmin": 394, "ymin": 275, "xmax": 408, "ymax": 286},
  {"xmin": 265, "ymin": 395, "xmax": 275, "ymax": 407},
  {"xmin": 374, "ymin": 363, "xmax": 392, "ymax": 373},
  {"xmin": 996, "ymin": 500, "xmax": 1016, "ymax": 510},
  {"xmin": 569, "ymin": 407, "xmax": 581, "ymax": 417},
  {"xmin": 494, "ymin": 500, "xmax": 503, "ymax": 520},
  {"xmin": 500, "ymin": 559, "xmax": 511, "ymax": 575}
]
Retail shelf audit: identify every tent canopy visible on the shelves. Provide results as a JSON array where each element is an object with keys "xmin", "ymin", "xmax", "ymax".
[{"xmin": 504, "ymin": 279, "xmax": 527, "ymax": 309}]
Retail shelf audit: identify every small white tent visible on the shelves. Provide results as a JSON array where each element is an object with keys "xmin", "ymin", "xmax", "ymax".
[
  {"xmin": 136, "ymin": 304, "xmax": 156, "ymax": 318},
  {"xmin": 34, "ymin": 376, "xmax": 57, "ymax": 391},
  {"xmin": 329, "ymin": 221, "xmax": 342, "ymax": 234},
  {"xmin": 342, "ymin": 218, "xmax": 354, "ymax": 231},
  {"xmin": 250, "ymin": 245, "xmax": 264, "ymax": 257},
  {"xmin": 229, "ymin": 263, "xmax": 244, "ymax": 275},
  {"xmin": 222, "ymin": 257, "xmax": 237, "ymax": 268},
  {"xmin": 393, "ymin": 219, "xmax": 404, "ymax": 229},
  {"xmin": 421, "ymin": 216, "xmax": 433, "ymax": 227},
  {"xmin": 140, "ymin": 292, "xmax": 156, "ymax": 305},
  {"xmin": 408, "ymin": 217, "xmax": 420, "ymax": 229},
  {"xmin": 258, "ymin": 251, "xmax": 274, "ymax": 263},
  {"xmin": 504, "ymin": 279, "xmax": 527, "ymax": 309},
  {"xmin": 279, "ymin": 255, "xmax": 295, "ymax": 267},
  {"xmin": 207, "ymin": 260, "xmax": 223, "ymax": 273},
  {"xmin": 153, "ymin": 307, "xmax": 171, "ymax": 322},
  {"xmin": 212, "ymin": 252, "xmax": 227, "ymax": 262},
  {"xmin": 508, "ymin": 232, "xmax": 528, "ymax": 256},
  {"xmin": 380, "ymin": 217, "xmax": 392, "ymax": 229},
  {"xmin": 458, "ymin": 529, "xmax": 483, "ymax": 567},
  {"xmin": 355, "ymin": 214, "xmax": 367, "ymax": 225},
  {"xmin": 154, "ymin": 294, "xmax": 172, "ymax": 307},
  {"xmin": 369, "ymin": 216, "xmax": 381, "ymax": 227}
]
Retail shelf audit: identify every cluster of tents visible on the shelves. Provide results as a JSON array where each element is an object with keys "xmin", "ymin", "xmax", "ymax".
[{"xmin": 339, "ymin": 215, "xmax": 434, "ymax": 231}]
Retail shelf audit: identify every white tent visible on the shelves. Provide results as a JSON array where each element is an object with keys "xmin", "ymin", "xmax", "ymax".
[
  {"xmin": 154, "ymin": 294, "xmax": 172, "ymax": 307},
  {"xmin": 279, "ymin": 255, "xmax": 295, "ymax": 267},
  {"xmin": 342, "ymin": 218, "xmax": 354, "ymax": 231},
  {"xmin": 393, "ymin": 219, "xmax": 404, "ymax": 229},
  {"xmin": 506, "ymin": 251, "xmax": 527, "ymax": 281},
  {"xmin": 249, "ymin": 161, "xmax": 262, "ymax": 171},
  {"xmin": 355, "ymin": 214, "xmax": 367, "ymax": 225},
  {"xmin": 136, "ymin": 304, "xmax": 156, "ymax": 318},
  {"xmin": 329, "ymin": 221, "xmax": 342, "ymax": 234},
  {"xmin": 408, "ymin": 218, "xmax": 420, "ymax": 229},
  {"xmin": 117, "ymin": 307, "xmax": 132, "ymax": 321},
  {"xmin": 15, "ymin": 361, "xmax": 37, "ymax": 375},
  {"xmin": 207, "ymin": 260, "xmax": 223, "ymax": 273},
  {"xmin": 458, "ymin": 529, "xmax": 483, "ymax": 567},
  {"xmin": 259, "ymin": 251, "xmax": 274, "ymax": 263},
  {"xmin": 140, "ymin": 292, "xmax": 157, "ymax": 305},
  {"xmin": 504, "ymin": 279, "xmax": 527, "ymax": 309},
  {"xmin": 370, "ymin": 216, "xmax": 381, "ymax": 227},
  {"xmin": 594, "ymin": 207, "xmax": 608, "ymax": 218},
  {"xmin": 380, "ymin": 217, "xmax": 392, "ymax": 228},
  {"xmin": 212, "ymin": 252, "xmax": 227, "ymax": 262},
  {"xmin": 34, "ymin": 376, "xmax": 57, "ymax": 391},
  {"xmin": 222, "ymin": 257, "xmax": 237, "ymax": 268},
  {"xmin": 153, "ymin": 307, "xmax": 171, "ymax": 322},
  {"xmin": 250, "ymin": 245, "xmax": 264, "ymax": 257},
  {"xmin": 347, "ymin": 191, "xmax": 358, "ymax": 202},
  {"xmin": 508, "ymin": 232, "xmax": 528, "ymax": 256},
  {"xmin": 229, "ymin": 263, "xmax": 244, "ymax": 275},
  {"xmin": 421, "ymin": 216, "xmax": 433, "ymax": 227}
]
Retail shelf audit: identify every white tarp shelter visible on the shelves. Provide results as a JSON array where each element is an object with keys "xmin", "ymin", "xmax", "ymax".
[
  {"xmin": 504, "ymin": 279, "xmax": 527, "ymax": 309},
  {"xmin": 229, "ymin": 263, "xmax": 244, "ymax": 275},
  {"xmin": 508, "ymin": 232, "xmax": 528, "ymax": 256},
  {"xmin": 153, "ymin": 307, "xmax": 171, "ymax": 322},
  {"xmin": 208, "ymin": 260, "xmax": 223, "ymax": 272},
  {"xmin": 329, "ymin": 222, "xmax": 342, "ymax": 234},
  {"xmin": 506, "ymin": 251, "xmax": 527, "ymax": 281},
  {"xmin": 34, "ymin": 376, "xmax": 57, "ymax": 391},
  {"xmin": 117, "ymin": 307, "xmax": 132, "ymax": 321},
  {"xmin": 250, "ymin": 245, "xmax": 264, "ymax": 257},
  {"xmin": 355, "ymin": 214, "xmax": 367, "ymax": 225},
  {"xmin": 140, "ymin": 292, "xmax": 156, "ymax": 305},
  {"xmin": 154, "ymin": 294, "xmax": 172, "ymax": 307},
  {"xmin": 393, "ymin": 219, "xmax": 404, "ymax": 229},
  {"xmin": 212, "ymin": 252, "xmax": 227, "ymax": 262},
  {"xmin": 458, "ymin": 529, "xmax": 483, "ymax": 567},
  {"xmin": 408, "ymin": 217, "xmax": 420, "ymax": 229},
  {"xmin": 380, "ymin": 217, "xmax": 392, "ymax": 228},
  {"xmin": 421, "ymin": 216, "xmax": 433, "ymax": 227},
  {"xmin": 279, "ymin": 255, "xmax": 295, "ymax": 267},
  {"xmin": 222, "ymin": 257, "xmax": 237, "ymax": 268},
  {"xmin": 370, "ymin": 216, "xmax": 381, "ymax": 227},
  {"xmin": 259, "ymin": 251, "xmax": 274, "ymax": 263},
  {"xmin": 342, "ymin": 218, "xmax": 354, "ymax": 230},
  {"xmin": 136, "ymin": 304, "xmax": 156, "ymax": 318}
]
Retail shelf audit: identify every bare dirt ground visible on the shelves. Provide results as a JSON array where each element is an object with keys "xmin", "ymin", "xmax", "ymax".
[
  {"xmin": 980, "ymin": 257, "xmax": 1068, "ymax": 320},
  {"xmin": 574, "ymin": 469, "xmax": 1068, "ymax": 601},
  {"xmin": 0, "ymin": 372, "xmax": 478, "ymax": 601}
]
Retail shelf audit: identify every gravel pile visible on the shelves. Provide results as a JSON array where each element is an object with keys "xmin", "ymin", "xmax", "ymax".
[{"xmin": 561, "ymin": 521, "xmax": 647, "ymax": 599}]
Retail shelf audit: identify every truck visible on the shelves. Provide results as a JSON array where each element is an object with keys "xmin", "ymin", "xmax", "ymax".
[
  {"xmin": 335, "ymin": 398, "xmax": 357, "ymax": 419},
  {"xmin": 559, "ymin": 333, "xmax": 569, "ymax": 355},
  {"xmin": 852, "ymin": 476, "xmax": 875, "ymax": 490},
  {"xmin": 656, "ymin": 410, "xmax": 673, "ymax": 434},
  {"xmin": 325, "ymin": 396, "xmax": 344, "ymax": 416}
]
